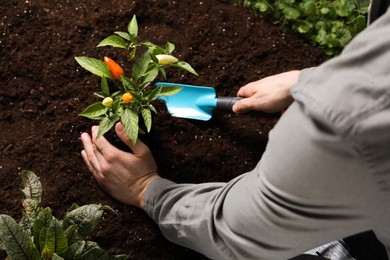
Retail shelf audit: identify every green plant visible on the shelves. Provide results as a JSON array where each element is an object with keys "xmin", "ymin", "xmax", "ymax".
[
  {"xmin": 230, "ymin": 0, "xmax": 369, "ymax": 55},
  {"xmin": 75, "ymin": 15, "xmax": 197, "ymax": 143},
  {"xmin": 0, "ymin": 170, "xmax": 129, "ymax": 260}
]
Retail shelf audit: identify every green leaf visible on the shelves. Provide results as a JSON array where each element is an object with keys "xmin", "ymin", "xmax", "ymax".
[
  {"xmin": 75, "ymin": 56, "xmax": 112, "ymax": 79},
  {"xmin": 170, "ymin": 61, "xmax": 198, "ymax": 75},
  {"xmin": 141, "ymin": 108, "xmax": 152, "ymax": 133},
  {"xmin": 0, "ymin": 214, "xmax": 40, "ymax": 260},
  {"xmin": 62, "ymin": 205, "xmax": 105, "ymax": 238},
  {"xmin": 112, "ymin": 97, "xmax": 122, "ymax": 112},
  {"xmin": 52, "ymin": 253, "xmax": 65, "ymax": 260},
  {"xmin": 132, "ymin": 52, "xmax": 152, "ymax": 80},
  {"xmin": 145, "ymin": 86, "xmax": 161, "ymax": 101},
  {"xmin": 141, "ymin": 41, "xmax": 165, "ymax": 54},
  {"xmin": 158, "ymin": 66, "xmax": 167, "ymax": 79},
  {"xmin": 149, "ymin": 53, "xmax": 159, "ymax": 64},
  {"xmin": 128, "ymin": 47, "xmax": 137, "ymax": 60},
  {"xmin": 99, "ymin": 205, "xmax": 117, "ymax": 215},
  {"xmin": 101, "ymin": 77, "xmax": 109, "ymax": 96},
  {"xmin": 41, "ymin": 246, "xmax": 54, "ymax": 260},
  {"xmin": 315, "ymin": 29, "xmax": 328, "ymax": 45},
  {"xmin": 67, "ymin": 203, "xmax": 80, "ymax": 213},
  {"xmin": 22, "ymin": 199, "xmax": 41, "ymax": 222},
  {"xmin": 336, "ymin": 5, "xmax": 350, "ymax": 17},
  {"xmin": 149, "ymin": 104, "xmax": 157, "ymax": 114},
  {"xmin": 97, "ymin": 35, "xmax": 127, "ymax": 49},
  {"xmin": 284, "ymin": 7, "xmax": 300, "ymax": 19},
  {"xmin": 339, "ymin": 30, "xmax": 352, "ymax": 46},
  {"xmin": 20, "ymin": 170, "xmax": 42, "ymax": 202},
  {"xmin": 255, "ymin": 2, "xmax": 269, "ymax": 12},
  {"xmin": 140, "ymin": 41, "xmax": 157, "ymax": 49},
  {"xmin": 114, "ymin": 31, "xmax": 132, "ymax": 41},
  {"xmin": 79, "ymin": 102, "xmax": 108, "ymax": 120},
  {"xmin": 296, "ymin": 20, "xmax": 313, "ymax": 34},
  {"xmin": 354, "ymin": 15, "xmax": 367, "ymax": 33},
  {"xmin": 33, "ymin": 207, "xmax": 53, "ymax": 251},
  {"xmin": 39, "ymin": 228, "xmax": 48, "ymax": 254},
  {"xmin": 120, "ymin": 76, "xmax": 137, "ymax": 91},
  {"xmin": 79, "ymin": 241, "xmax": 106, "ymax": 259},
  {"xmin": 63, "ymin": 240, "xmax": 85, "ymax": 259},
  {"xmin": 300, "ymin": 0, "xmax": 315, "ymax": 15},
  {"xmin": 44, "ymin": 218, "xmax": 68, "ymax": 256},
  {"xmin": 164, "ymin": 42, "xmax": 175, "ymax": 54},
  {"xmin": 97, "ymin": 116, "xmax": 118, "ymax": 138},
  {"xmin": 128, "ymin": 15, "xmax": 138, "ymax": 39},
  {"xmin": 65, "ymin": 225, "xmax": 81, "ymax": 246},
  {"xmin": 121, "ymin": 109, "xmax": 139, "ymax": 144},
  {"xmin": 94, "ymin": 92, "xmax": 106, "ymax": 99},
  {"xmin": 142, "ymin": 67, "xmax": 159, "ymax": 84},
  {"xmin": 158, "ymin": 86, "xmax": 182, "ymax": 97},
  {"xmin": 320, "ymin": 7, "xmax": 330, "ymax": 15}
]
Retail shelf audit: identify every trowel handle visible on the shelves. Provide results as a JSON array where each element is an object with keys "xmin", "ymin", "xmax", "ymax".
[{"xmin": 216, "ymin": 97, "xmax": 243, "ymax": 112}]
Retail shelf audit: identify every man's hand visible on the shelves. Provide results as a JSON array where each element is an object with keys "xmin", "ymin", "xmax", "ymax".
[
  {"xmin": 80, "ymin": 122, "xmax": 159, "ymax": 209},
  {"xmin": 233, "ymin": 70, "xmax": 300, "ymax": 114}
]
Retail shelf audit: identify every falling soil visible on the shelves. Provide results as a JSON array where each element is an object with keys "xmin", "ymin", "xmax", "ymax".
[{"xmin": 1, "ymin": 0, "xmax": 387, "ymax": 259}]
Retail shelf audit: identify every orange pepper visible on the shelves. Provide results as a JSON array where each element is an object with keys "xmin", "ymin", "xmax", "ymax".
[
  {"xmin": 104, "ymin": 56, "xmax": 124, "ymax": 80},
  {"xmin": 122, "ymin": 93, "xmax": 133, "ymax": 103}
]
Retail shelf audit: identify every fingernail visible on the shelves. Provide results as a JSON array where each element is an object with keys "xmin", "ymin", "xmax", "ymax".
[{"xmin": 116, "ymin": 122, "xmax": 124, "ymax": 132}]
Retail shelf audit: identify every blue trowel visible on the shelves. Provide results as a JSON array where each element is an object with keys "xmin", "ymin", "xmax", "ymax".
[{"xmin": 156, "ymin": 82, "xmax": 242, "ymax": 121}]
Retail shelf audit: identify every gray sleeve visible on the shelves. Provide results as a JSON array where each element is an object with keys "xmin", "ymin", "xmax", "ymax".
[
  {"xmin": 145, "ymin": 102, "xmax": 384, "ymax": 259},
  {"xmin": 144, "ymin": 9, "xmax": 390, "ymax": 260}
]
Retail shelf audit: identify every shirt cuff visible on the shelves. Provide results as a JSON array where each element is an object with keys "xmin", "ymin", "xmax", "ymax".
[{"xmin": 144, "ymin": 177, "xmax": 176, "ymax": 219}]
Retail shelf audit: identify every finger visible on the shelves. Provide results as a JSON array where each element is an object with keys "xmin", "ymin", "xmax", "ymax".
[
  {"xmin": 115, "ymin": 122, "xmax": 150, "ymax": 157},
  {"xmin": 80, "ymin": 132, "xmax": 101, "ymax": 173},
  {"xmin": 81, "ymin": 150, "xmax": 96, "ymax": 173},
  {"xmin": 91, "ymin": 126, "xmax": 117, "ymax": 157},
  {"xmin": 237, "ymin": 82, "xmax": 258, "ymax": 98},
  {"xmin": 233, "ymin": 97, "xmax": 255, "ymax": 113}
]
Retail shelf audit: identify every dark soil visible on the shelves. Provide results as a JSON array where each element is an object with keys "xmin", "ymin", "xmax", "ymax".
[{"xmin": 1, "ymin": 0, "xmax": 386, "ymax": 259}]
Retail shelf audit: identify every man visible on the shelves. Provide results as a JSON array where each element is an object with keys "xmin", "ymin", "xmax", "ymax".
[{"xmin": 80, "ymin": 4, "xmax": 390, "ymax": 259}]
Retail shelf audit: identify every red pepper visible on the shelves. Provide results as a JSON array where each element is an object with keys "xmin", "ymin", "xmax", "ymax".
[{"xmin": 104, "ymin": 56, "xmax": 124, "ymax": 80}]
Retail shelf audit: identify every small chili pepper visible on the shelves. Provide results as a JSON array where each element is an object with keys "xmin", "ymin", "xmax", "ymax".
[
  {"xmin": 102, "ymin": 97, "xmax": 114, "ymax": 107},
  {"xmin": 122, "ymin": 93, "xmax": 133, "ymax": 104},
  {"xmin": 104, "ymin": 56, "xmax": 124, "ymax": 80},
  {"xmin": 156, "ymin": 54, "xmax": 178, "ymax": 65}
]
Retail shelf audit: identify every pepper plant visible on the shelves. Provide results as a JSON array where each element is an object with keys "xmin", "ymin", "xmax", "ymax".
[
  {"xmin": 75, "ymin": 15, "xmax": 197, "ymax": 143},
  {"xmin": 0, "ymin": 170, "xmax": 129, "ymax": 260}
]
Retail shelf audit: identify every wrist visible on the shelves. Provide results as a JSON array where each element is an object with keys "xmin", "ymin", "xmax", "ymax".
[
  {"xmin": 137, "ymin": 174, "xmax": 160, "ymax": 209},
  {"xmin": 284, "ymin": 70, "xmax": 301, "ymax": 86}
]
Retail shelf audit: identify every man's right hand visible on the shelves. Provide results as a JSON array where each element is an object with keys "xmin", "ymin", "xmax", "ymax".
[{"xmin": 232, "ymin": 70, "xmax": 300, "ymax": 114}]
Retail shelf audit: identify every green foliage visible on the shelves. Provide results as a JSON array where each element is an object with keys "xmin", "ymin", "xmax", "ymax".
[
  {"xmin": 230, "ymin": 0, "xmax": 369, "ymax": 55},
  {"xmin": 75, "ymin": 15, "xmax": 198, "ymax": 143},
  {"xmin": 0, "ymin": 170, "xmax": 130, "ymax": 260}
]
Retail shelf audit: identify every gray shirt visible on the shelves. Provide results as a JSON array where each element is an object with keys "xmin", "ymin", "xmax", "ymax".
[{"xmin": 145, "ymin": 7, "xmax": 390, "ymax": 259}]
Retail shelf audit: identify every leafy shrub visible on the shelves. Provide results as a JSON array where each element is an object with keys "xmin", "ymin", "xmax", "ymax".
[
  {"xmin": 227, "ymin": 0, "xmax": 369, "ymax": 55},
  {"xmin": 0, "ymin": 170, "xmax": 129, "ymax": 260}
]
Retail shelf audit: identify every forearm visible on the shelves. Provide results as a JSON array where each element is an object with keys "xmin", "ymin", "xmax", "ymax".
[
  {"xmin": 144, "ymin": 101, "xmax": 385, "ymax": 259},
  {"xmin": 144, "ymin": 177, "xmax": 236, "ymax": 259}
]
